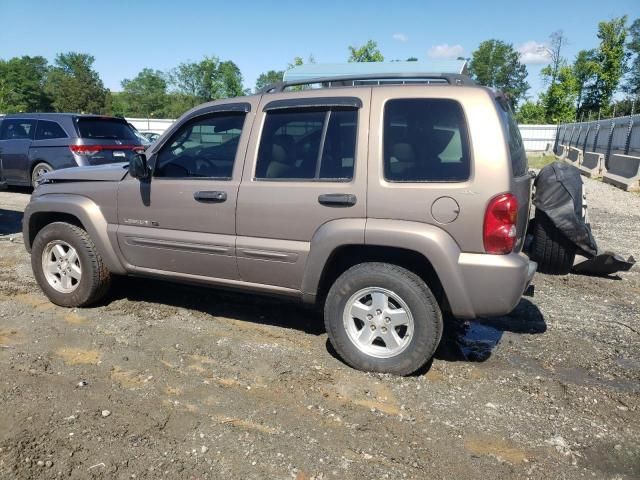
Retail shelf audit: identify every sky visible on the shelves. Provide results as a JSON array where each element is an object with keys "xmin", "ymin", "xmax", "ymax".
[{"xmin": 1, "ymin": 0, "xmax": 637, "ymax": 100}]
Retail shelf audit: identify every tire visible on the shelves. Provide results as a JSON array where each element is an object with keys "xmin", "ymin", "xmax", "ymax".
[
  {"xmin": 31, "ymin": 162, "xmax": 53, "ymax": 188},
  {"xmin": 531, "ymin": 210, "xmax": 576, "ymax": 275},
  {"xmin": 324, "ymin": 262, "xmax": 442, "ymax": 376},
  {"xmin": 31, "ymin": 222, "xmax": 111, "ymax": 307}
]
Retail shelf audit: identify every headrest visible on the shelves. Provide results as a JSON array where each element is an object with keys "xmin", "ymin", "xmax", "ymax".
[{"xmin": 271, "ymin": 135, "xmax": 294, "ymax": 164}]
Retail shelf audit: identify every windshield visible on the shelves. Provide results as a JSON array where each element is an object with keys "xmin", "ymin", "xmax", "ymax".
[{"xmin": 76, "ymin": 118, "xmax": 138, "ymax": 141}]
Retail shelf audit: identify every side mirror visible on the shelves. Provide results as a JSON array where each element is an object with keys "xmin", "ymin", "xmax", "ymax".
[{"xmin": 129, "ymin": 153, "xmax": 149, "ymax": 180}]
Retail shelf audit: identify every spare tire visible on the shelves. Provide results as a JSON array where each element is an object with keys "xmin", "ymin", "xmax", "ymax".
[{"xmin": 531, "ymin": 209, "xmax": 576, "ymax": 275}]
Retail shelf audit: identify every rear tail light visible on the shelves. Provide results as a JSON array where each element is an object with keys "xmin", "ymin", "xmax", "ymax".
[
  {"xmin": 483, "ymin": 193, "xmax": 518, "ymax": 254},
  {"xmin": 69, "ymin": 144, "xmax": 144, "ymax": 156}
]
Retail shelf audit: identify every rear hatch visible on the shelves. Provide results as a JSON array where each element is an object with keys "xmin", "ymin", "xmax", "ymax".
[
  {"xmin": 72, "ymin": 116, "xmax": 144, "ymax": 165},
  {"xmin": 496, "ymin": 96, "xmax": 532, "ymax": 252}
]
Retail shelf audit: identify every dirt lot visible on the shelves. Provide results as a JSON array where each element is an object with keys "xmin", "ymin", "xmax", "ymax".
[{"xmin": 0, "ymin": 178, "xmax": 638, "ymax": 480}]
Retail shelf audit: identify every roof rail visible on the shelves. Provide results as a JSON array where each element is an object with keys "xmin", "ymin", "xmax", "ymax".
[{"xmin": 260, "ymin": 73, "xmax": 475, "ymax": 94}]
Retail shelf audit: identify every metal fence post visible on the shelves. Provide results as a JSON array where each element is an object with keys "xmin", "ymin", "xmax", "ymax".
[
  {"xmin": 553, "ymin": 121, "xmax": 560, "ymax": 154},
  {"xmin": 624, "ymin": 116, "xmax": 634, "ymax": 155},
  {"xmin": 582, "ymin": 123, "xmax": 591, "ymax": 152},
  {"xmin": 605, "ymin": 120, "xmax": 615, "ymax": 169},
  {"xmin": 592, "ymin": 123, "xmax": 600, "ymax": 153}
]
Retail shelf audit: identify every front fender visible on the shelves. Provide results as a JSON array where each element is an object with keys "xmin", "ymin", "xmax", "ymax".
[{"xmin": 23, "ymin": 194, "xmax": 126, "ymax": 274}]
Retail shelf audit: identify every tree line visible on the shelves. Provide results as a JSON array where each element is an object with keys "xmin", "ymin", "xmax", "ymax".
[
  {"xmin": 0, "ymin": 16, "xmax": 637, "ymax": 123},
  {"xmin": 515, "ymin": 16, "xmax": 639, "ymax": 123}
]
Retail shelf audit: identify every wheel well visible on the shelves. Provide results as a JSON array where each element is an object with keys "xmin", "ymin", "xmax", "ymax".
[
  {"xmin": 30, "ymin": 161, "xmax": 52, "ymax": 173},
  {"xmin": 316, "ymin": 245, "xmax": 448, "ymax": 309},
  {"xmin": 28, "ymin": 212, "xmax": 84, "ymax": 248}
]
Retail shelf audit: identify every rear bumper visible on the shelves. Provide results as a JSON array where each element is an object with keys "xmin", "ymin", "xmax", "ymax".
[{"xmin": 449, "ymin": 252, "xmax": 537, "ymax": 318}]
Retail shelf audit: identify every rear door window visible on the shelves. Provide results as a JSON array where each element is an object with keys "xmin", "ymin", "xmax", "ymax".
[
  {"xmin": 35, "ymin": 120, "xmax": 68, "ymax": 140},
  {"xmin": 497, "ymin": 97, "xmax": 528, "ymax": 177},
  {"xmin": 255, "ymin": 108, "xmax": 357, "ymax": 181},
  {"xmin": 76, "ymin": 117, "xmax": 137, "ymax": 141},
  {"xmin": 0, "ymin": 119, "xmax": 37, "ymax": 140},
  {"xmin": 383, "ymin": 99, "xmax": 470, "ymax": 182}
]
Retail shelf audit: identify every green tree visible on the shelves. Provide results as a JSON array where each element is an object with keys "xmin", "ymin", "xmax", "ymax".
[
  {"xmin": 406, "ymin": 57, "xmax": 418, "ymax": 62},
  {"xmin": 624, "ymin": 18, "xmax": 640, "ymax": 95},
  {"xmin": 348, "ymin": 40, "xmax": 384, "ymax": 62},
  {"xmin": 515, "ymin": 101, "xmax": 546, "ymax": 124},
  {"xmin": 573, "ymin": 49, "xmax": 598, "ymax": 114},
  {"xmin": 121, "ymin": 68, "xmax": 168, "ymax": 117},
  {"xmin": 170, "ymin": 56, "xmax": 245, "ymax": 108},
  {"xmin": 0, "ymin": 56, "xmax": 51, "ymax": 112},
  {"xmin": 255, "ymin": 70, "xmax": 284, "ymax": 91},
  {"xmin": 45, "ymin": 52, "xmax": 108, "ymax": 113},
  {"xmin": 105, "ymin": 91, "xmax": 127, "ymax": 117},
  {"xmin": 468, "ymin": 40, "xmax": 529, "ymax": 107},
  {"xmin": 582, "ymin": 16, "xmax": 628, "ymax": 115},
  {"xmin": 165, "ymin": 93, "xmax": 196, "ymax": 118},
  {"xmin": 540, "ymin": 65, "xmax": 578, "ymax": 123},
  {"xmin": 218, "ymin": 60, "xmax": 245, "ymax": 98},
  {"xmin": 546, "ymin": 31, "xmax": 569, "ymax": 86}
]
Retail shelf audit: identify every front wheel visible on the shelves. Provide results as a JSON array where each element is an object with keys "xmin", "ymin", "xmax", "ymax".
[
  {"xmin": 31, "ymin": 222, "xmax": 111, "ymax": 307},
  {"xmin": 324, "ymin": 263, "xmax": 442, "ymax": 376}
]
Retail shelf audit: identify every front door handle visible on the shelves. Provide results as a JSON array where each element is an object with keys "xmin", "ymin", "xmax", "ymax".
[
  {"xmin": 194, "ymin": 190, "xmax": 227, "ymax": 202},
  {"xmin": 318, "ymin": 193, "xmax": 357, "ymax": 207}
]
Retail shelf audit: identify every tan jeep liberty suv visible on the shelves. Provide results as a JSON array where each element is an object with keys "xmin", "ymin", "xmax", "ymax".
[{"xmin": 23, "ymin": 73, "xmax": 536, "ymax": 375}]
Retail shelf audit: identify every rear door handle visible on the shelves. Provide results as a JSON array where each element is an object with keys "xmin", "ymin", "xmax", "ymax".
[
  {"xmin": 318, "ymin": 193, "xmax": 357, "ymax": 207},
  {"xmin": 193, "ymin": 190, "xmax": 227, "ymax": 202}
]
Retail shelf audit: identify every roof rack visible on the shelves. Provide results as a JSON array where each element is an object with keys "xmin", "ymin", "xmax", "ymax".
[{"xmin": 260, "ymin": 72, "xmax": 475, "ymax": 93}]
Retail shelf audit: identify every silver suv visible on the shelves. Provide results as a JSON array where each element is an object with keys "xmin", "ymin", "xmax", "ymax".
[{"xmin": 23, "ymin": 73, "xmax": 536, "ymax": 375}]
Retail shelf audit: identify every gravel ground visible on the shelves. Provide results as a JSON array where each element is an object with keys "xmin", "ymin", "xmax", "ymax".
[{"xmin": 0, "ymin": 177, "xmax": 638, "ymax": 480}]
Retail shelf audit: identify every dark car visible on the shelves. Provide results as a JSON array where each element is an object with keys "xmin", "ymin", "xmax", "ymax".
[{"xmin": 0, "ymin": 113, "xmax": 144, "ymax": 187}]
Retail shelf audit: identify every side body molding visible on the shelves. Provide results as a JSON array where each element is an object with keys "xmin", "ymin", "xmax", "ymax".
[{"xmin": 23, "ymin": 194, "xmax": 127, "ymax": 275}]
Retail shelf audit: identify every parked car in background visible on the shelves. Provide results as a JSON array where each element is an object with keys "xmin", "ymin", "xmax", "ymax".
[
  {"xmin": 141, "ymin": 132, "xmax": 160, "ymax": 143},
  {"xmin": 127, "ymin": 123, "xmax": 153, "ymax": 147},
  {"xmin": 0, "ymin": 113, "xmax": 144, "ymax": 187}
]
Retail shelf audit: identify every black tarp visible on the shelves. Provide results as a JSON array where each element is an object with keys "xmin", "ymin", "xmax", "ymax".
[{"xmin": 533, "ymin": 161, "xmax": 598, "ymax": 257}]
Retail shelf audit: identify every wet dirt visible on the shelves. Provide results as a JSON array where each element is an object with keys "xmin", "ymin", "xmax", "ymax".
[{"xmin": 0, "ymin": 184, "xmax": 638, "ymax": 479}]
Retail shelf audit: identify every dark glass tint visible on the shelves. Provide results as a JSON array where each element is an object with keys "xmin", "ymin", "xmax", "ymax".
[
  {"xmin": 384, "ymin": 99, "xmax": 470, "ymax": 182},
  {"xmin": 255, "ymin": 108, "xmax": 357, "ymax": 180},
  {"xmin": 35, "ymin": 120, "xmax": 68, "ymax": 140},
  {"xmin": 497, "ymin": 97, "xmax": 528, "ymax": 177},
  {"xmin": 76, "ymin": 118, "xmax": 138, "ymax": 141},
  {"xmin": 0, "ymin": 119, "xmax": 37, "ymax": 140}
]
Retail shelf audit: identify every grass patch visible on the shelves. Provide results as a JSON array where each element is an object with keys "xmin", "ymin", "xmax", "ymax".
[{"xmin": 527, "ymin": 155, "xmax": 556, "ymax": 169}]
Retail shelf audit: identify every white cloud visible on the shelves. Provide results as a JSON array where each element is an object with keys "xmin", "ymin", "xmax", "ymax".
[
  {"xmin": 427, "ymin": 43, "xmax": 465, "ymax": 59},
  {"xmin": 392, "ymin": 33, "xmax": 409, "ymax": 42},
  {"xmin": 518, "ymin": 41, "xmax": 550, "ymax": 65}
]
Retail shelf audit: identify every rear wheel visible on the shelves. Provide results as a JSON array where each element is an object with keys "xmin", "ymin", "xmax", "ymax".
[
  {"xmin": 31, "ymin": 222, "xmax": 111, "ymax": 307},
  {"xmin": 324, "ymin": 262, "xmax": 442, "ymax": 376},
  {"xmin": 31, "ymin": 162, "xmax": 53, "ymax": 188},
  {"xmin": 531, "ymin": 210, "xmax": 576, "ymax": 275}
]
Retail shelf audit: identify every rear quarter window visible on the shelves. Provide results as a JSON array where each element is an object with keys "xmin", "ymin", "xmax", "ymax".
[
  {"xmin": 383, "ymin": 99, "xmax": 470, "ymax": 182},
  {"xmin": 497, "ymin": 97, "xmax": 528, "ymax": 177},
  {"xmin": 76, "ymin": 118, "xmax": 137, "ymax": 141}
]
